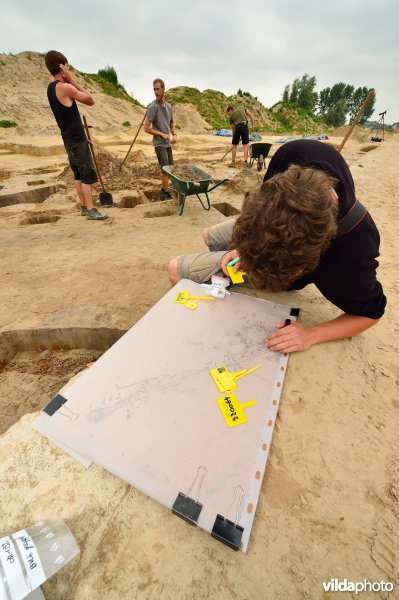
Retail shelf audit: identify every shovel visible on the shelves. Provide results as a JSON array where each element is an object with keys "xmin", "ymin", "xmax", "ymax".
[
  {"xmin": 220, "ymin": 145, "xmax": 233, "ymax": 162},
  {"xmin": 82, "ymin": 115, "xmax": 114, "ymax": 206},
  {"xmin": 120, "ymin": 109, "xmax": 147, "ymax": 168}
]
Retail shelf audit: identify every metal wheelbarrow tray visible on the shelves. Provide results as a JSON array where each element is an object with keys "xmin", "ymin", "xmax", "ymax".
[
  {"xmin": 163, "ymin": 164, "xmax": 228, "ymax": 215},
  {"xmin": 248, "ymin": 143, "xmax": 272, "ymax": 171}
]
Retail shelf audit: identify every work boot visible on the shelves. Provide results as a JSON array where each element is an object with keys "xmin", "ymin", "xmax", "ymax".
[
  {"xmin": 80, "ymin": 205, "xmax": 89, "ymax": 216},
  {"xmin": 228, "ymin": 161, "xmax": 236, "ymax": 168},
  {"xmin": 86, "ymin": 207, "xmax": 108, "ymax": 220}
]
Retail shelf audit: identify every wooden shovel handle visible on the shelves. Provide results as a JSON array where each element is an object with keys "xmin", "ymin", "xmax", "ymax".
[{"xmin": 82, "ymin": 115, "xmax": 105, "ymax": 192}]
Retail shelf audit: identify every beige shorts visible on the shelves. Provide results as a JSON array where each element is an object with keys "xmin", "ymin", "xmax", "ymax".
[
  {"xmin": 204, "ymin": 218, "xmax": 236, "ymax": 251},
  {"xmin": 177, "ymin": 218, "xmax": 237, "ymax": 283}
]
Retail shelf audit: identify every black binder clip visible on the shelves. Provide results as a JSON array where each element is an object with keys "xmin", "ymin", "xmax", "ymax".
[
  {"xmin": 172, "ymin": 466, "xmax": 207, "ymax": 526},
  {"xmin": 211, "ymin": 485, "xmax": 245, "ymax": 550},
  {"xmin": 43, "ymin": 394, "xmax": 78, "ymax": 421}
]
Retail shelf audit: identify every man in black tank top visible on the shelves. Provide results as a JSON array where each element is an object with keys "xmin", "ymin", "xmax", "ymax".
[{"xmin": 44, "ymin": 50, "xmax": 107, "ymax": 220}]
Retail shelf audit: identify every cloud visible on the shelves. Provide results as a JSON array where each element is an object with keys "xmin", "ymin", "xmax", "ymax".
[{"xmin": 1, "ymin": 0, "xmax": 398, "ymax": 120}]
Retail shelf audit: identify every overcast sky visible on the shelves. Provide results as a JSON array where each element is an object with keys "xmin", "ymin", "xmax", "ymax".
[{"xmin": 1, "ymin": 0, "xmax": 398, "ymax": 122}]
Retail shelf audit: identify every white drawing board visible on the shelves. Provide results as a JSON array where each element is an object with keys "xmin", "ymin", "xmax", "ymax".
[{"xmin": 33, "ymin": 280, "xmax": 295, "ymax": 551}]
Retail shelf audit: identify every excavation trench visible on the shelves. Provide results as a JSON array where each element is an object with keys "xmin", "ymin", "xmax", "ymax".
[
  {"xmin": 0, "ymin": 326, "xmax": 127, "ymax": 435},
  {"xmin": 0, "ymin": 184, "xmax": 59, "ymax": 207}
]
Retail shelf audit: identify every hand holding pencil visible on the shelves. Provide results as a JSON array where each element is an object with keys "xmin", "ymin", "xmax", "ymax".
[{"xmin": 221, "ymin": 250, "xmax": 240, "ymax": 277}]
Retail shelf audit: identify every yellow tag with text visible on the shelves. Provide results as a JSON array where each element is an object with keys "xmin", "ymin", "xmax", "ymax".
[
  {"xmin": 217, "ymin": 394, "xmax": 256, "ymax": 427},
  {"xmin": 175, "ymin": 291, "xmax": 191, "ymax": 304},
  {"xmin": 210, "ymin": 366, "xmax": 231, "ymax": 392},
  {"xmin": 226, "ymin": 265, "xmax": 246, "ymax": 284},
  {"xmin": 210, "ymin": 364, "xmax": 263, "ymax": 393}
]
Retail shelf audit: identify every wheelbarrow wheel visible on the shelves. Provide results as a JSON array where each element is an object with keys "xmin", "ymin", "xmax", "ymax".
[{"xmin": 257, "ymin": 155, "xmax": 264, "ymax": 172}]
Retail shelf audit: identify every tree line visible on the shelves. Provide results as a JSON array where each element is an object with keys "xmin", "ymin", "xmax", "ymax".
[{"xmin": 282, "ymin": 74, "xmax": 376, "ymax": 127}]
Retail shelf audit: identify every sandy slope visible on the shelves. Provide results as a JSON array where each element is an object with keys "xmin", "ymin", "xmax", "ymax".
[{"xmin": 0, "ymin": 131, "xmax": 398, "ymax": 599}]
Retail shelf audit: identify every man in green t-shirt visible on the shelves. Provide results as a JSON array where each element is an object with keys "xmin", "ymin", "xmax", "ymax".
[{"xmin": 226, "ymin": 105, "xmax": 255, "ymax": 164}]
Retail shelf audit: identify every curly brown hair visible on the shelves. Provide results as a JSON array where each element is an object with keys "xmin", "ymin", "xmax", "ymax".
[{"xmin": 231, "ymin": 165, "xmax": 338, "ymax": 291}]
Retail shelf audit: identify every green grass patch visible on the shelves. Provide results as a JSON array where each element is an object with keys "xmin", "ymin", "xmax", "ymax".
[
  {"xmin": 0, "ymin": 120, "xmax": 18, "ymax": 128},
  {"xmin": 122, "ymin": 121, "xmax": 131, "ymax": 127},
  {"xmin": 81, "ymin": 72, "xmax": 143, "ymax": 107}
]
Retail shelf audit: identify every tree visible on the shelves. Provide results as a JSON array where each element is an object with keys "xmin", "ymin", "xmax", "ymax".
[
  {"xmin": 317, "ymin": 83, "xmax": 354, "ymax": 119},
  {"xmin": 324, "ymin": 99, "xmax": 347, "ymax": 127},
  {"xmin": 318, "ymin": 83, "xmax": 375, "ymax": 125},
  {"xmin": 282, "ymin": 74, "xmax": 318, "ymax": 112},
  {"xmin": 282, "ymin": 85, "xmax": 289, "ymax": 103},
  {"xmin": 98, "ymin": 65, "xmax": 120, "ymax": 87},
  {"xmin": 347, "ymin": 87, "xmax": 376, "ymax": 124}
]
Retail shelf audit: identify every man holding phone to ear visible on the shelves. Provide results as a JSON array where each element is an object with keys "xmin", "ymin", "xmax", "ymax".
[{"xmin": 44, "ymin": 50, "xmax": 108, "ymax": 220}]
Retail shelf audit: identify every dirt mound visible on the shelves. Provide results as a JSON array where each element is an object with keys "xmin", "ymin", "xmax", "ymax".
[
  {"xmin": 333, "ymin": 125, "xmax": 370, "ymax": 142},
  {"xmin": 172, "ymin": 103, "xmax": 211, "ymax": 134},
  {"xmin": 168, "ymin": 165, "xmax": 209, "ymax": 181},
  {"xmin": 231, "ymin": 165, "xmax": 263, "ymax": 194},
  {"xmin": 0, "ymin": 51, "xmax": 145, "ymax": 136},
  {"xmin": 57, "ymin": 144, "xmax": 156, "ymax": 193}
]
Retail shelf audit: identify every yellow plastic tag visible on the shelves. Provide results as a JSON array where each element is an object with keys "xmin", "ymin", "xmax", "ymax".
[
  {"xmin": 175, "ymin": 291, "xmax": 191, "ymax": 304},
  {"xmin": 226, "ymin": 265, "xmax": 246, "ymax": 284},
  {"xmin": 210, "ymin": 366, "xmax": 230, "ymax": 392},
  {"xmin": 184, "ymin": 300, "xmax": 198, "ymax": 310},
  {"xmin": 210, "ymin": 364, "xmax": 263, "ymax": 393},
  {"xmin": 175, "ymin": 291, "xmax": 215, "ymax": 307},
  {"xmin": 191, "ymin": 296, "xmax": 215, "ymax": 301},
  {"xmin": 217, "ymin": 394, "xmax": 256, "ymax": 427}
]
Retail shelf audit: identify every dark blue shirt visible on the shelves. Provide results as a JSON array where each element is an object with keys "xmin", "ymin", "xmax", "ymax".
[{"xmin": 264, "ymin": 140, "xmax": 386, "ymax": 319}]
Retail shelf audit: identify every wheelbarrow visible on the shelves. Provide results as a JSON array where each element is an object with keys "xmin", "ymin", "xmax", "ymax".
[
  {"xmin": 248, "ymin": 142, "xmax": 272, "ymax": 171},
  {"xmin": 162, "ymin": 164, "xmax": 229, "ymax": 215}
]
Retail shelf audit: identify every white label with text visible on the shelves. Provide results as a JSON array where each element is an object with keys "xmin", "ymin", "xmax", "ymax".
[{"xmin": 0, "ymin": 535, "xmax": 30, "ymax": 600}]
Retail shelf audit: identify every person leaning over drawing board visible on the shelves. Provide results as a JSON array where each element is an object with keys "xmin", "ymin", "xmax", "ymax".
[{"xmin": 168, "ymin": 140, "xmax": 386, "ymax": 353}]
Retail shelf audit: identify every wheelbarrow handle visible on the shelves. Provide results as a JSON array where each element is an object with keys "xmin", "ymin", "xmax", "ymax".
[{"xmin": 207, "ymin": 178, "xmax": 230, "ymax": 192}]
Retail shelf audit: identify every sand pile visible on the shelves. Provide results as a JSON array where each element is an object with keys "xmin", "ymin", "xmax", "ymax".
[
  {"xmin": 56, "ymin": 144, "xmax": 217, "ymax": 196},
  {"xmin": 231, "ymin": 165, "xmax": 263, "ymax": 194},
  {"xmin": 172, "ymin": 103, "xmax": 212, "ymax": 134},
  {"xmin": 168, "ymin": 165, "xmax": 209, "ymax": 181},
  {"xmin": 0, "ymin": 52, "xmax": 146, "ymax": 136},
  {"xmin": 58, "ymin": 144, "xmax": 159, "ymax": 192},
  {"xmin": 333, "ymin": 125, "xmax": 370, "ymax": 142}
]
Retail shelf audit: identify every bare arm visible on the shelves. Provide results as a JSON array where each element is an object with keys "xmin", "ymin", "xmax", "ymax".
[
  {"xmin": 144, "ymin": 118, "xmax": 169, "ymax": 141},
  {"xmin": 58, "ymin": 64, "xmax": 94, "ymax": 106},
  {"xmin": 265, "ymin": 313, "xmax": 380, "ymax": 353},
  {"xmin": 169, "ymin": 120, "xmax": 177, "ymax": 144},
  {"xmin": 246, "ymin": 110, "xmax": 255, "ymax": 130}
]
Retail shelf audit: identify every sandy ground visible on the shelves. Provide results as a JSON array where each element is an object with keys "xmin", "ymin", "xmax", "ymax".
[{"xmin": 0, "ymin": 129, "xmax": 398, "ymax": 599}]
